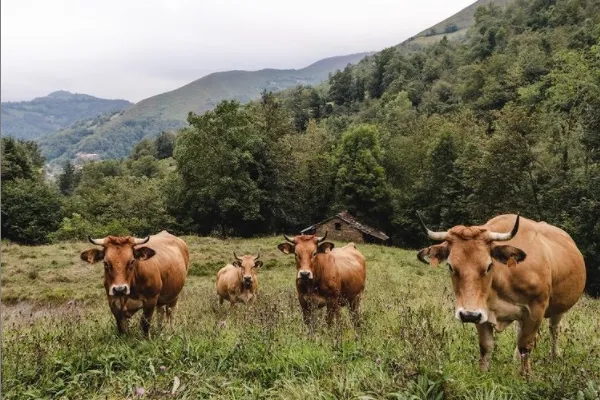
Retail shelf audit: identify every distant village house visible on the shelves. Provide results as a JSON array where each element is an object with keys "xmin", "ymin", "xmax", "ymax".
[{"xmin": 301, "ymin": 211, "xmax": 390, "ymax": 244}]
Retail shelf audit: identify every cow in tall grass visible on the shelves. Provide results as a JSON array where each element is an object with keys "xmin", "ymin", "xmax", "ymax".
[
  {"xmin": 216, "ymin": 252, "xmax": 262, "ymax": 305},
  {"xmin": 80, "ymin": 230, "xmax": 189, "ymax": 337},
  {"xmin": 278, "ymin": 233, "xmax": 366, "ymax": 332},
  {"xmin": 416, "ymin": 213, "xmax": 586, "ymax": 374}
]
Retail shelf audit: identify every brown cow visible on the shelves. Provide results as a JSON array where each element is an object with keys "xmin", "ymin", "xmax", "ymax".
[
  {"xmin": 80, "ymin": 230, "xmax": 189, "ymax": 337},
  {"xmin": 216, "ymin": 252, "xmax": 262, "ymax": 305},
  {"xmin": 277, "ymin": 233, "xmax": 366, "ymax": 331},
  {"xmin": 416, "ymin": 213, "xmax": 586, "ymax": 374}
]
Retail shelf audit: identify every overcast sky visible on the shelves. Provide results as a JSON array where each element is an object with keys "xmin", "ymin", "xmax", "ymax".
[{"xmin": 1, "ymin": 0, "xmax": 474, "ymax": 103}]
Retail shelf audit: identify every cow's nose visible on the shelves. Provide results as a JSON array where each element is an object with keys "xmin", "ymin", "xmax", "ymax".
[
  {"xmin": 459, "ymin": 310, "xmax": 482, "ymax": 323},
  {"xmin": 112, "ymin": 285, "xmax": 128, "ymax": 296},
  {"xmin": 243, "ymin": 275, "xmax": 252, "ymax": 282},
  {"xmin": 299, "ymin": 271, "xmax": 310, "ymax": 278}
]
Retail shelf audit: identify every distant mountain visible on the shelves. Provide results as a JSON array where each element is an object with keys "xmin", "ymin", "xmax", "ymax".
[
  {"xmin": 40, "ymin": 52, "xmax": 371, "ymax": 162},
  {"xmin": 400, "ymin": 0, "xmax": 512, "ymax": 49},
  {"xmin": 1, "ymin": 91, "xmax": 132, "ymax": 140}
]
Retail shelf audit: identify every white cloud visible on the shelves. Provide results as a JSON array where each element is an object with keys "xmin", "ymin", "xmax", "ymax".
[{"xmin": 1, "ymin": 0, "xmax": 475, "ymax": 102}]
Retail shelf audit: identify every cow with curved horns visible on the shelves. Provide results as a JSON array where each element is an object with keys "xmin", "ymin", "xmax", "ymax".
[
  {"xmin": 277, "ymin": 232, "xmax": 366, "ymax": 331},
  {"xmin": 416, "ymin": 213, "xmax": 586, "ymax": 374},
  {"xmin": 80, "ymin": 230, "xmax": 190, "ymax": 337},
  {"xmin": 216, "ymin": 251, "xmax": 262, "ymax": 305}
]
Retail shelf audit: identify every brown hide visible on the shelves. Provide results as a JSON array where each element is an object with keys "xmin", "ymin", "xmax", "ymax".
[
  {"xmin": 216, "ymin": 254, "xmax": 261, "ymax": 304},
  {"xmin": 80, "ymin": 230, "xmax": 189, "ymax": 335},
  {"xmin": 416, "ymin": 214, "xmax": 586, "ymax": 374}
]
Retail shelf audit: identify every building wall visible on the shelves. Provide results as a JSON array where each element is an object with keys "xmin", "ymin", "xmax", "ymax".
[{"xmin": 314, "ymin": 218, "xmax": 364, "ymax": 243}]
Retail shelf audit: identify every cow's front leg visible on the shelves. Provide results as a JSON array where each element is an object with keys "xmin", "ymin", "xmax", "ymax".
[
  {"xmin": 517, "ymin": 304, "xmax": 545, "ymax": 375},
  {"xmin": 299, "ymin": 296, "xmax": 315, "ymax": 335},
  {"xmin": 141, "ymin": 296, "xmax": 158, "ymax": 338},
  {"xmin": 325, "ymin": 297, "xmax": 340, "ymax": 327},
  {"xmin": 113, "ymin": 311, "xmax": 129, "ymax": 334},
  {"xmin": 476, "ymin": 322, "xmax": 494, "ymax": 371}
]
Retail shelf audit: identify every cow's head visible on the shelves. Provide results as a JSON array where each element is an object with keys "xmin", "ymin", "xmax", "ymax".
[
  {"xmin": 416, "ymin": 213, "xmax": 526, "ymax": 324},
  {"xmin": 80, "ymin": 235, "xmax": 156, "ymax": 296},
  {"xmin": 277, "ymin": 233, "xmax": 334, "ymax": 281},
  {"xmin": 232, "ymin": 251, "xmax": 262, "ymax": 287}
]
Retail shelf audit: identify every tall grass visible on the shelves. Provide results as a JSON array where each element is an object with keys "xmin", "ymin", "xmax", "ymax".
[{"xmin": 2, "ymin": 237, "xmax": 599, "ymax": 399}]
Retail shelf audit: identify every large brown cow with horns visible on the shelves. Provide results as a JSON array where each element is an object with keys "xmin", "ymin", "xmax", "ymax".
[
  {"xmin": 416, "ymin": 213, "xmax": 586, "ymax": 374},
  {"xmin": 216, "ymin": 252, "xmax": 262, "ymax": 305},
  {"xmin": 80, "ymin": 230, "xmax": 189, "ymax": 337},
  {"xmin": 277, "ymin": 232, "xmax": 366, "ymax": 331}
]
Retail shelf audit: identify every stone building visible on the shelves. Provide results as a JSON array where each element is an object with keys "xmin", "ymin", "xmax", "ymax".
[{"xmin": 300, "ymin": 211, "xmax": 390, "ymax": 244}]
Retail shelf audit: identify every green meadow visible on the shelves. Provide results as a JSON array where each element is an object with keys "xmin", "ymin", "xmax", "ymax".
[{"xmin": 1, "ymin": 237, "xmax": 599, "ymax": 399}]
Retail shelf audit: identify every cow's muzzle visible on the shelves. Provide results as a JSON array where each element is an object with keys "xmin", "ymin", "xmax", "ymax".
[
  {"xmin": 457, "ymin": 308, "xmax": 485, "ymax": 324},
  {"xmin": 110, "ymin": 284, "xmax": 130, "ymax": 296},
  {"xmin": 243, "ymin": 276, "xmax": 252, "ymax": 286},
  {"xmin": 297, "ymin": 270, "xmax": 313, "ymax": 280}
]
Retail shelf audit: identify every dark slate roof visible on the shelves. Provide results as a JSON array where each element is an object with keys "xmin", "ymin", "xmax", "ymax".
[{"xmin": 301, "ymin": 211, "xmax": 390, "ymax": 241}]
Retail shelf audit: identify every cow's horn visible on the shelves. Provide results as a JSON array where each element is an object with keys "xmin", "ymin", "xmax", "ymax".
[
  {"xmin": 88, "ymin": 236, "xmax": 106, "ymax": 246},
  {"xmin": 133, "ymin": 236, "xmax": 150, "ymax": 245},
  {"xmin": 488, "ymin": 214, "xmax": 520, "ymax": 241},
  {"xmin": 233, "ymin": 251, "xmax": 242, "ymax": 261},
  {"xmin": 283, "ymin": 234, "xmax": 295, "ymax": 244},
  {"xmin": 316, "ymin": 231, "xmax": 328, "ymax": 243},
  {"xmin": 255, "ymin": 250, "xmax": 261, "ymax": 260},
  {"xmin": 416, "ymin": 211, "xmax": 449, "ymax": 241}
]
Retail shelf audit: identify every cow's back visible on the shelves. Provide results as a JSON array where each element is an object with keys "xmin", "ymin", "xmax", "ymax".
[
  {"xmin": 485, "ymin": 215, "xmax": 586, "ymax": 315},
  {"xmin": 330, "ymin": 243, "xmax": 366, "ymax": 300},
  {"xmin": 141, "ymin": 231, "xmax": 189, "ymax": 304}
]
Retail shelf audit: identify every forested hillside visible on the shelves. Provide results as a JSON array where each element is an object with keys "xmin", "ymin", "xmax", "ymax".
[
  {"xmin": 38, "ymin": 53, "xmax": 370, "ymax": 161},
  {"xmin": 0, "ymin": 91, "xmax": 131, "ymax": 140},
  {"xmin": 3, "ymin": 0, "xmax": 599, "ymax": 293}
]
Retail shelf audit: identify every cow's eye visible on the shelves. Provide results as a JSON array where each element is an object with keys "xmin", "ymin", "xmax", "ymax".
[
  {"xmin": 104, "ymin": 262, "xmax": 111, "ymax": 270},
  {"xmin": 447, "ymin": 263, "xmax": 454, "ymax": 273},
  {"xmin": 128, "ymin": 260, "xmax": 135, "ymax": 269},
  {"xmin": 486, "ymin": 263, "xmax": 493, "ymax": 274}
]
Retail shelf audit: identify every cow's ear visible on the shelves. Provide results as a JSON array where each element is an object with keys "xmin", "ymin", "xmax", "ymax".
[
  {"xmin": 233, "ymin": 260, "xmax": 242, "ymax": 268},
  {"xmin": 317, "ymin": 241, "xmax": 334, "ymax": 253},
  {"xmin": 80, "ymin": 248, "xmax": 104, "ymax": 264},
  {"xmin": 254, "ymin": 260, "xmax": 263, "ymax": 269},
  {"xmin": 491, "ymin": 245, "xmax": 526, "ymax": 265},
  {"xmin": 133, "ymin": 246, "xmax": 156, "ymax": 260},
  {"xmin": 417, "ymin": 243, "xmax": 449, "ymax": 267},
  {"xmin": 277, "ymin": 243, "xmax": 294, "ymax": 254}
]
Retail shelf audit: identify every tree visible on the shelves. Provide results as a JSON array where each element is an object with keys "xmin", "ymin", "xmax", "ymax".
[
  {"xmin": 130, "ymin": 138, "xmax": 157, "ymax": 160},
  {"xmin": 333, "ymin": 125, "xmax": 390, "ymax": 225},
  {"xmin": 155, "ymin": 131, "xmax": 176, "ymax": 159},
  {"xmin": 328, "ymin": 66, "xmax": 354, "ymax": 106},
  {"xmin": 1, "ymin": 179, "xmax": 63, "ymax": 244},
  {"xmin": 1, "ymin": 137, "xmax": 45, "ymax": 181},
  {"xmin": 175, "ymin": 101, "xmax": 263, "ymax": 236},
  {"xmin": 58, "ymin": 161, "xmax": 81, "ymax": 195}
]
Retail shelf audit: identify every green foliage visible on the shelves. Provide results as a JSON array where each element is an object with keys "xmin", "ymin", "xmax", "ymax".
[
  {"xmin": 1, "ymin": 137, "xmax": 45, "ymax": 181},
  {"xmin": 57, "ymin": 161, "xmax": 81, "ymax": 195},
  {"xmin": 1, "ymin": 179, "xmax": 63, "ymax": 244},
  {"xmin": 155, "ymin": 131, "xmax": 176, "ymax": 159},
  {"xmin": 334, "ymin": 125, "xmax": 389, "ymax": 224}
]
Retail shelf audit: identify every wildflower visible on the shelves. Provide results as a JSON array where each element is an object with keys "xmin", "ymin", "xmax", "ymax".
[{"xmin": 136, "ymin": 387, "xmax": 145, "ymax": 397}]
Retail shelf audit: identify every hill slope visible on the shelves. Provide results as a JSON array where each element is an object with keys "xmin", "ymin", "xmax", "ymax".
[
  {"xmin": 1, "ymin": 91, "xmax": 132, "ymax": 140},
  {"xmin": 40, "ymin": 53, "xmax": 370, "ymax": 161},
  {"xmin": 401, "ymin": 0, "xmax": 512, "ymax": 49}
]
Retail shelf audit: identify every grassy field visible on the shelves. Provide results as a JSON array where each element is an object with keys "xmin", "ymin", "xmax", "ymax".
[{"xmin": 1, "ymin": 236, "xmax": 599, "ymax": 399}]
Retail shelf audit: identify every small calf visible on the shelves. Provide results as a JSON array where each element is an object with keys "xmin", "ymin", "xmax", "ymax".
[{"xmin": 216, "ymin": 252, "xmax": 262, "ymax": 305}]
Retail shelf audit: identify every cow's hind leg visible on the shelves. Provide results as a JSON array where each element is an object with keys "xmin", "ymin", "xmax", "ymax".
[
  {"xmin": 325, "ymin": 297, "xmax": 341, "ymax": 328},
  {"xmin": 549, "ymin": 313, "xmax": 564, "ymax": 358},
  {"xmin": 477, "ymin": 322, "xmax": 495, "ymax": 371}
]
